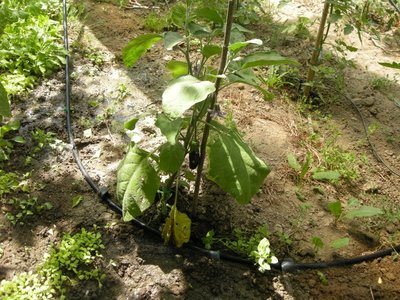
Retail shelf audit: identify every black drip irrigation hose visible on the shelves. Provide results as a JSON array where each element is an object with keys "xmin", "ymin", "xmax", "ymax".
[{"xmin": 62, "ymin": 0, "xmax": 400, "ymax": 274}]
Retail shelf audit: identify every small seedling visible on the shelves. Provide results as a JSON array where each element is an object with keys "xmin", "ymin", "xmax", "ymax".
[
  {"xmin": 312, "ymin": 236, "xmax": 324, "ymax": 253},
  {"xmin": 278, "ymin": 231, "xmax": 293, "ymax": 246},
  {"xmin": 5, "ymin": 197, "xmax": 53, "ymax": 225},
  {"xmin": 328, "ymin": 200, "xmax": 342, "ymax": 222},
  {"xmin": 0, "ymin": 120, "xmax": 25, "ymax": 162},
  {"xmin": 71, "ymin": 195, "xmax": 84, "ymax": 208},
  {"xmin": 370, "ymin": 76, "xmax": 393, "ymax": 91},
  {"xmin": 31, "ymin": 128, "xmax": 57, "ymax": 154},
  {"xmin": 317, "ymin": 271, "xmax": 329, "ymax": 286},
  {"xmin": 202, "ymin": 230, "xmax": 215, "ymax": 250},
  {"xmin": 287, "ymin": 152, "xmax": 313, "ymax": 183},
  {"xmin": 250, "ymin": 238, "xmax": 278, "ymax": 272}
]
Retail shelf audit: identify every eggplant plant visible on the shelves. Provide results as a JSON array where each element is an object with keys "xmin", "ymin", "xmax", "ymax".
[{"xmin": 117, "ymin": 0, "xmax": 299, "ymax": 247}]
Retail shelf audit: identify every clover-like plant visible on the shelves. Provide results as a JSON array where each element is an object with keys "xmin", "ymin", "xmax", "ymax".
[{"xmin": 117, "ymin": 0, "xmax": 299, "ymax": 247}]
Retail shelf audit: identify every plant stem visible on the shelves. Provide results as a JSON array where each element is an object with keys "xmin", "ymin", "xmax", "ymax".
[
  {"xmin": 192, "ymin": 0, "xmax": 236, "ymax": 214},
  {"xmin": 303, "ymin": 0, "xmax": 331, "ymax": 100},
  {"xmin": 388, "ymin": 0, "xmax": 400, "ymax": 15}
]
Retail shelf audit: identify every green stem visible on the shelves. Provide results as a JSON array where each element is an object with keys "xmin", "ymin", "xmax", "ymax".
[
  {"xmin": 303, "ymin": 0, "xmax": 330, "ymax": 100},
  {"xmin": 192, "ymin": 0, "xmax": 236, "ymax": 214}
]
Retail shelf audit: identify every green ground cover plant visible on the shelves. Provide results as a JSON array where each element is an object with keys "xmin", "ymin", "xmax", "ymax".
[
  {"xmin": 0, "ymin": 0, "xmax": 65, "ymax": 96},
  {"xmin": 0, "ymin": 228, "xmax": 105, "ymax": 300}
]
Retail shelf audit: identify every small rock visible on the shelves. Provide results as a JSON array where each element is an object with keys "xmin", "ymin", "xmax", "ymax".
[
  {"xmin": 308, "ymin": 279, "xmax": 316, "ymax": 287},
  {"xmin": 386, "ymin": 224, "xmax": 397, "ymax": 234},
  {"xmin": 320, "ymin": 197, "xmax": 337, "ymax": 212},
  {"xmin": 362, "ymin": 182, "xmax": 380, "ymax": 194},
  {"xmin": 363, "ymin": 96, "xmax": 376, "ymax": 107},
  {"xmin": 368, "ymin": 107, "xmax": 378, "ymax": 116},
  {"xmin": 297, "ymin": 242, "xmax": 315, "ymax": 258},
  {"xmin": 386, "ymin": 272, "xmax": 396, "ymax": 281}
]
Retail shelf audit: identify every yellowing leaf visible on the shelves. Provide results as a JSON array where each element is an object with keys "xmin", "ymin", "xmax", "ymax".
[
  {"xmin": 161, "ymin": 206, "xmax": 191, "ymax": 248},
  {"xmin": 161, "ymin": 211, "xmax": 174, "ymax": 245},
  {"xmin": 173, "ymin": 209, "xmax": 191, "ymax": 247}
]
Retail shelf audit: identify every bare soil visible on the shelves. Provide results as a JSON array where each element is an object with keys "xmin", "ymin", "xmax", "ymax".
[{"xmin": 1, "ymin": 0, "xmax": 400, "ymax": 299}]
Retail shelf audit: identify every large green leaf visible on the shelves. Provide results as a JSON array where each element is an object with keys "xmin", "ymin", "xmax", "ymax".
[
  {"xmin": 328, "ymin": 200, "xmax": 342, "ymax": 219},
  {"xmin": 195, "ymin": 7, "xmax": 224, "ymax": 25},
  {"xmin": 122, "ymin": 34, "xmax": 162, "ymax": 68},
  {"xmin": 287, "ymin": 153, "xmax": 301, "ymax": 171},
  {"xmin": 229, "ymin": 39, "xmax": 262, "ymax": 54},
  {"xmin": 312, "ymin": 170, "xmax": 341, "ymax": 182},
  {"xmin": 240, "ymin": 51, "xmax": 299, "ymax": 69},
  {"xmin": 164, "ymin": 32, "xmax": 184, "ymax": 50},
  {"xmin": 166, "ymin": 60, "xmax": 189, "ymax": 78},
  {"xmin": 155, "ymin": 114, "xmax": 183, "ymax": 145},
  {"xmin": 170, "ymin": 3, "xmax": 187, "ymax": 28},
  {"xmin": 159, "ymin": 142, "xmax": 185, "ymax": 173},
  {"xmin": 227, "ymin": 70, "xmax": 273, "ymax": 100},
  {"xmin": 378, "ymin": 62, "xmax": 400, "ymax": 69},
  {"xmin": 162, "ymin": 75, "xmax": 215, "ymax": 117},
  {"xmin": 207, "ymin": 121, "xmax": 270, "ymax": 204},
  {"xmin": 117, "ymin": 145, "xmax": 160, "ymax": 221},
  {"xmin": 201, "ymin": 44, "xmax": 222, "ymax": 59},
  {"xmin": 0, "ymin": 81, "xmax": 11, "ymax": 117},
  {"xmin": 345, "ymin": 206, "xmax": 383, "ymax": 219},
  {"xmin": 188, "ymin": 22, "xmax": 210, "ymax": 38}
]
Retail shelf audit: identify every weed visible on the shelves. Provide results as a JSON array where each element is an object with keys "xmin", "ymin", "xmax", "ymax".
[
  {"xmin": 143, "ymin": 12, "xmax": 170, "ymax": 32},
  {"xmin": 330, "ymin": 237, "xmax": 349, "ymax": 249},
  {"xmin": 327, "ymin": 197, "xmax": 384, "ymax": 225},
  {"xmin": 367, "ymin": 122, "xmax": 380, "ymax": 136},
  {"xmin": 320, "ymin": 144, "xmax": 359, "ymax": 180},
  {"xmin": 31, "ymin": 128, "xmax": 57, "ymax": 154},
  {"xmin": 87, "ymin": 49, "xmax": 105, "ymax": 67},
  {"xmin": 0, "ymin": 271, "xmax": 54, "ymax": 300},
  {"xmin": 71, "ymin": 195, "xmax": 84, "ymax": 208},
  {"xmin": 282, "ymin": 16, "xmax": 312, "ymax": 39},
  {"xmin": 204, "ymin": 225, "xmax": 277, "ymax": 271},
  {"xmin": 370, "ymin": 76, "xmax": 392, "ymax": 91},
  {"xmin": 0, "ymin": 120, "xmax": 25, "ymax": 162},
  {"xmin": 287, "ymin": 152, "xmax": 313, "ymax": 183},
  {"xmin": 40, "ymin": 227, "xmax": 106, "ymax": 296},
  {"xmin": 0, "ymin": 0, "xmax": 65, "ymax": 96},
  {"xmin": 221, "ymin": 226, "xmax": 270, "ymax": 257},
  {"xmin": 317, "ymin": 271, "xmax": 329, "ymax": 286},
  {"xmin": 0, "ymin": 228, "xmax": 105, "ymax": 299},
  {"xmin": 278, "ymin": 231, "xmax": 293, "ymax": 246},
  {"xmin": 328, "ymin": 200, "xmax": 342, "ymax": 222},
  {"xmin": 116, "ymin": 83, "xmax": 129, "ymax": 101},
  {"xmin": 263, "ymin": 65, "xmax": 294, "ymax": 89},
  {"xmin": 312, "ymin": 236, "xmax": 324, "ymax": 253},
  {"xmin": 202, "ymin": 229, "xmax": 215, "ymax": 250},
  {"xmin": 0, "ymin": 170, "xmax": 20, "ymax": 196},
  {"xmin": 5, "ymin": 197, "xmax": 53, "ymax": 225}
]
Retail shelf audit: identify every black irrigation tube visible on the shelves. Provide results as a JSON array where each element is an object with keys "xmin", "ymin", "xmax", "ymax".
[{"xmin": 62, "ymin": 0, "xmax": 400, "ymax": 273}]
